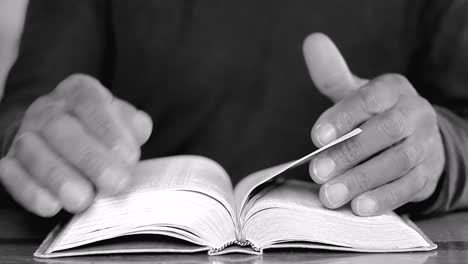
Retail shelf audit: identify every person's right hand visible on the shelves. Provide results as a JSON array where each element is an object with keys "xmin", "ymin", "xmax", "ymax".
[{"xmin": 0, "ymin": 74, "xmax": 153, "ymax": 217}]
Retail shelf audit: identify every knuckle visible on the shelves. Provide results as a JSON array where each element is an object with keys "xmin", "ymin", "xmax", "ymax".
[
  {"xmin": 55, "ymin": 74, "xmax": 90, "ymax": 95},
  {"xmin": 335, "ymin": 111, "xmax": 355, "ymax": 132},
  {"xmin": 77, "ymin": 102, "xmax": 113, "ymax": 133},
  {"xmin": 67, "ymin": 73, "xmax": 94, "ymax": 83},
  {"xmin": 334, "ymin": 138, "xmax": 362, "ymax": 165},
  {"xmin": 386, "ymin": 188, "xmax": 400, "ymax": 205},
  {"xmin": 63, "ymin": 74, "xmax": 97, "ymax": 89},
  {"xmin": 396, "ymin": 143, "xmax": 424, "ymax": 172},
  {"xmin": 40, "ymin": 115, "xmax": 84, "ymax": 149},
  {"xmin": 69, "ymin": 73, "xmax": 96, "ymax": 83},
  {"xmin": 379, "ymin": 108, "xmax": 408, "ymax": 140},
  {"xmin": 77, "ymin": 146, "xmax": 94, "ymax": 167},
  {"xmin": 358, "ymin": 87, "xmax": 381, "ymax": 114},
  {"xmin": 76, "ymin": 147, "xmax": 106, "ymax": 180},
  {"xmin": 349, "ymin": 171, "xmax": 373, "ymax": 193},
  {"xmin": 41, "ymin": 113, "xmax": 68, "ymax": 136},
  {"xmin": 57, "ymin": 74, "xmax": 111, "ymax": 103},
  {"xmin": 75, "ymin": 103, "xmax": 123, "ymax": 149},
  {"xmin": 379, "ymin": 73, "xmax": 410, "ymax": 88}
]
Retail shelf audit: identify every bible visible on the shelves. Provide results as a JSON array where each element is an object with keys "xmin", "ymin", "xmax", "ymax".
[{"xmin": 34, "ymin": 128, "xmax": 436, "ymax": 258}]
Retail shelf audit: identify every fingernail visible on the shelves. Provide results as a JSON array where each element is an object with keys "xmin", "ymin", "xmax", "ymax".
[
  {"xmin": 112, "ymin": 143, "xmax": 138, "ymax": 164},
  {"xmin": 356, "ymin": 196, "xmax": 378, "ymax": 215},
  {"xmin": 60, "ymin": 181, "xmax": 93, "ymax": 211},
  {"xmin": 133, "ymin": 111, "xmax": 153, "ymax": 138},
  {"xmin": 313, "ymin": 157, "xmax": 335, "ymax": 181},
  {"xmin": 100, "ymin": 167, "xmax": 130, "ymax": 193},
  {"xmin": 315, "ymin": 123, "xmax": 336, "ymax": 146},
  {"xmin": 325, "ymin": 183, "xmax": 348, "ymax": 207}
]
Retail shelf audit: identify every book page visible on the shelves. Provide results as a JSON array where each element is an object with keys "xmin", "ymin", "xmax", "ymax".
[
  {"xmin": 122, "ymin": 155, "xmax": 236, "ymax": 212},
  {"xmin": 102, "ymin": 155, "xmax": 236, "ymax": 224},
  {"xmin": 234, "ymin": 128, "xmax": 362, "ymax": 223},
  {"xmin": 48, "ymin": 155, "xmax": 237, "ymax": 253},
  {"xmin": 243, "ymin": 180, "xmax": 433, "ymax": 251}
]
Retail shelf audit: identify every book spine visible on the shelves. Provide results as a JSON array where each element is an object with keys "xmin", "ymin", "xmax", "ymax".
[
  {"xmin": 209, "ymin": 240, "xmax": 260, "ymax": 254},
  {"xmin": 235, "ymin": 220, "xmax": 244, "ymax": 242}
]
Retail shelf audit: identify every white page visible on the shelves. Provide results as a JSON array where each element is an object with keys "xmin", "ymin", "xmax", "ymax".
[
  {"xmin": 50, "ymin": 155, "xmax": 238, "ymax": 252},
  {"xmin": 243, "ymin": 180, "xmax": 432, "ymax": 251},
  {"xmin": 130, "ymin": 155, "xmax": 236, "ymax": 211},
  {"xmin": 234, "ymin": 128, "xmax": 362, "ymax": 224}
]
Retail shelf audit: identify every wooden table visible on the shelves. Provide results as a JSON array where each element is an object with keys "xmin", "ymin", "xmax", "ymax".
[{"xmin": 0, "ymin": 210, "xmax": 467, "ymax": 264}]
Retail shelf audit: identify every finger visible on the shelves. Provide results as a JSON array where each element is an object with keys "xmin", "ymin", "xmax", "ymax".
[
  {"xmin": 311, "ymin": 74, "xmax": 417, "ymax": 147},
  {"xmin": 303, "ymin": 33, "xmax": 367, "ymax": 103},
  {"xmin": 40, "ymin": 113, "xmax": 131, "ymax": 194},
  {"xmin": 351, "ymin": 163, "xmax": 430, "ymax": 216},
  {"xmin": 53, "ymin": 74, "xmax": 139, "ymax": 164},
  {"xmin": 318, "ymin": 137, "xmax": 426, "ymax": 209},
  {"xmin": 112, "ymin": 99, "xmax": 153, "ymax": 146},
  {"xmin": 12, "ymin": 132, "xmax": 95, "ymax": 213},
  {"xmin": 19, "ymin": 96, "xmax": 65, "ymax": 133},
  {"xmin": 53, "ymin": 74, "xmax": 113, "ymax": 104},
  {"xmin": 0, "ymin": 157, "xmax": 62, "ymax": 217},
  {"xmin": 309, "ymin": 95, "xmax": 427, "ymax": 182}
]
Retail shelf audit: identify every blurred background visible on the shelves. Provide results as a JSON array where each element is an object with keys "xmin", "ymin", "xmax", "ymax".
[{"xmin": 0, "ymin": 0, "xmax": 27, "ymax": 100}]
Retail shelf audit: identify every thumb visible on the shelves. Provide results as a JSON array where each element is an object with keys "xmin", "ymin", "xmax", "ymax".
[{"xmin": 303, "ymin": 33, "xmax": 367, "ymax": 103}]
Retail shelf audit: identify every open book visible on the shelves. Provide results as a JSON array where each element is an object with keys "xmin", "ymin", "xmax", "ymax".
[{"xmin": 35, "ymin": 129, "xmax": 436, "ymax": 258}]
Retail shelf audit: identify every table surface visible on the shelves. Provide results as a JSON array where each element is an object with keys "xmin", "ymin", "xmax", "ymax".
[{"xmin": 1, "ymin": 210, "xmax": 467, "ymax": 264}]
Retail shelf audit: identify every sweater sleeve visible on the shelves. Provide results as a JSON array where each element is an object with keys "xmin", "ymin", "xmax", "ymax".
[
  {"xmin": 401, "ymin": 0, "xmax": 468, "ymax": 217},
  {"xmin": 0, "ymin": 0, "xmax": 110, "ymax": 207}
]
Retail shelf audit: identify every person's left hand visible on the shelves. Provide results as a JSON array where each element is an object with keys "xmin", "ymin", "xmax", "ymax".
[{"xmin": 303, "ymin": 33, "xmax": 445, "ymax": 216}]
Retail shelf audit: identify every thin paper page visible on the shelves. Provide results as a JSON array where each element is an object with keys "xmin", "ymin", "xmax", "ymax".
[
  {"xmin": 99, "ymin": 155, "xmax": 236, "ymax": 216},
  {"xmin": 126, "ymin": 155, "xmax": 235, "ymax": 206},
  {"xmin": 49, "ymin": 155, "xmax": 238, "ymax": 251},
  {"xmin": 285, "ymin": 128, "xmax": 362, "ymax": 168},
  {"xmin": 234, "ymin": 128, "xmax": 362, "ymax": 219},
  {"xmin": 244, "ymin": 180, "xmax": 432, "ymax": 250}
]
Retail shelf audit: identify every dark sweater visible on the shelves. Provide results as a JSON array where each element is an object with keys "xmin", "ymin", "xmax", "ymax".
[{"xmin": 1, "ymin": 0, "xmax": 468, "ymax": 235}]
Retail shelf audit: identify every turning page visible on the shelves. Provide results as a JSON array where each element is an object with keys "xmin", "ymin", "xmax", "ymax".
[{"xmin": 234, "ymin": 128, "xmax": 362, "ymax": 228}]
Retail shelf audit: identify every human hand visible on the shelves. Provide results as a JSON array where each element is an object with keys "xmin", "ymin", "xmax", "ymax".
[
  {"xmin": 0, "ymin": 74, "xmax": 153, "ymax": 217},
  {"xmin": 303, "ymin": 33, "xmax": 445, "ymax": 216}
]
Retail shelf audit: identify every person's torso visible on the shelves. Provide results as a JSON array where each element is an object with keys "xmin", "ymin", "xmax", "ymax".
[{"xmin": 108, "ymin": 0, "xmax": 424, "ymax": 183}]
